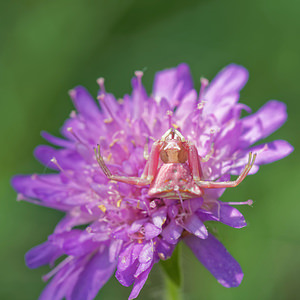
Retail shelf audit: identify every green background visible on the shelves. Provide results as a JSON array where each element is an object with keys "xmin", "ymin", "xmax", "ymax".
[{"xmin": 1, "ymin": 0, "xmax": 299, "ymax": 299}]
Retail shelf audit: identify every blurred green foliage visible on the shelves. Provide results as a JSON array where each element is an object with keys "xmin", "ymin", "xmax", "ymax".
[{"xmin": 0, "ymin": 0, "xmax": 299, "ymax": 299}]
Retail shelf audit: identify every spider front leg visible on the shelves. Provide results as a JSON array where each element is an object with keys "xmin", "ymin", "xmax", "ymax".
[
  {"xmin": 94, "ymin": 141, "xmax": 160, "ymax": 187},
  {"xmin": 196, "ymin": 152, "xmax": 257, "ymax": 189}
]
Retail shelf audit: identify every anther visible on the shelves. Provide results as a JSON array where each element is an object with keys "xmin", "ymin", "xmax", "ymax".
[
  {"xmin": 97, "ymin": 77, "xmax": 106, "ymax": 93},
  {"xmin": 134, "ymin": 71, "xmax": 144, "ymax": 87},
  {"xmin": 17, "ymin": 193, "xmax": 26, "ymax": 201},
  {"xmin": 167, "ymin": 110, "xmax": 173, "ymax": 128},
  {"xmin": 158, "ymin": 253, "xmax": 166, "ymax": 260},
  {"xmin": 198, "ymin": 77, "xmax": 209, "ymax": 101},
  {"xmin": 197, "ymin": 102, "xmax": 205, "ymax": 110},
  {"xmin": 50, "ymin": 157, "xmax": 73, "ymax": 181},
  {"xmin": 68, "ymin": 89, "xmax": 77, "ymax": 100},
  {"xmin": 70, "ymin": 110, "xmax": 77, "ymax": 118},
  {"xmin": 98, "ymin": 204, "xmax": 107, "ymax": 213},
  {"xmin": 97, "ymin": 94, "xmax": 115, "ymax": 121},
  {"xmin": 67, "ymin": 127, "xmax": 85, "ymax": 144},
  {"xmin": 86, "ymin": 226, "xmax": 92, "ymax": 233}
]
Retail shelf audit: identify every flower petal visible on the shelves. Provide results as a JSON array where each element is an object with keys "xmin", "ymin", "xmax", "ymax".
[
  {"xmin": 152, "ymin": 63, "xmax": 194, "ymax": 106},
  {"xmin": 251, "ymin": 140, "xmax": 293, "ymax": 165},
  {"xmin": 144, "ymin": 223, "xmax": 161, "ymax": 240},
  {"xmin": 240, "ymin": 100, "xmax": 287, "ymax": 147},
  {"xmin": 197, "ymin": 201, "xmax": 247, "ymax": 228},
  {"xmin": 34, "ymin": 145, "xmax": 83, "ymax": 170},
  {"xmin": 69, "ymin": 86, "xmax": 101, "ymax": 121},
  {"xmin": 203, "ymin": 64, "xmax": 248, "ymax": 116},
  {"xmin": 230, "ymin": 140, "xmax": 294, "ymax": 175},
  {"xmin": 161, "ymin": 220, "xmax": 183, "ymax": 244},
  {"xmin": 151, "ymin": 207, "xmax": 167, "ymax": 228},
  {"xmin": 70, "ymin": 248, "xmax": 117, "ymax": 300},
  {"xmin": 184, "ymin": 233, "xmax": 243, "ymax": 287},
  {"xmin": 39, "ymin": 257, "xmax": 84, "ymax": 300},
  {"xmin": 179, "ymin": 214, "xmax": 208, "ymax": 239},
  {"xmin": 128, "ymin": 266, "xmax": 152, "ymax": 300},
  {"xmin": 25, "ymin": 241, "xmax": 62, "ymax": 269}
]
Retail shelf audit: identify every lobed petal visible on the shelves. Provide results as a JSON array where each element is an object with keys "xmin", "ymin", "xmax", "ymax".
[
  {"xmin": 240, "ymin": 100, "xmax": 287, "ymax": 147},
  {"xmin": 197, "ymin": 201, "xmax": 247, "ymax": 228},
  {"xmin": 230, "ymin": 140, "xmax": 294, "ymax": 175},
  {"xmin": 184, "ymin": 234, "xmax": 243, "ymax": 287},
  {"xmin": 69, "ymin": 86, "xmax": 101, "ymax": 121},
  {"xmin": 34, "ymin": 145, "xmax": 83, "ymax": 170},
  {"xmin": 161, "ymin": 220, "xmax": 183, "ymax": 244},
  {"xmin": 128, "ymin": 266, "xmax": 152, "ymax": 300},
  {"xmin": 179, "ymin": 214, "xmax": 208, "ymax": 239},
  {"xmin": 250, "ymin": 140, "xmax": 293, "ymax": 165},
  {"xmin": 152, "ymin": 63, "xmax": 194, "ymax": 106},
  {"xmin": 25, "ymin": 241, "xmax": 62, "ymax": 269},
  {"xmin": 203, "ymin": 64, "xmax": 248, "ymax": 117},
  {"xmin": 144, "ymin": 223, "xmax": 161, "ymax": 240},
  {"xmin": 70, "ymin": 248, "xmax": 117, "ymax": 300}
]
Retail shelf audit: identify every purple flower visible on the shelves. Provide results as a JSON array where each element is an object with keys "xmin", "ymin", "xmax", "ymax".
[{"xmin": 12, "ymin": 64, "xmax": 293, "ymax": 299}]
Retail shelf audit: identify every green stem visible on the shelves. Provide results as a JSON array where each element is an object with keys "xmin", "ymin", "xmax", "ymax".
[{"xmin": 165, "ymin": 275, "xmax": 182, "ymax": 300}]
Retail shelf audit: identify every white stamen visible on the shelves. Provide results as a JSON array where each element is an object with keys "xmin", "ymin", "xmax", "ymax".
[
  {"xmin": 97, "ymin": 77, "xmax": 106, "ymax": 93},
  {"xmin": 50, "ymin": 157, "xmax": 74, "ymax": 182},
  {"xmin": 67, "ymin": 127, "xmax": 85, "ymax": 144},
  {"xmin": 68, "ymin": 89, "xmax": 77, "ymax": 100},
  {"xmin": 223, "ymin": 199, "xmax": 254, "ymax": 206},
  {"xmin": 198, "ymin": 77, "xmax": 209, "ymax": 101},
  {"xmin": 42, "ymin": 256, "xmax": 74, "ymax": 282},
  {"xmin": 97, "ymin": 94, "xmax": 115, "ymax": 120}
]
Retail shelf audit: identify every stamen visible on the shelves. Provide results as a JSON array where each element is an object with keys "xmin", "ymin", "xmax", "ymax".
[
  {"xmin": 97, "ymin": 94, "xmax": 115, "ymax": 121},
  {"xmin": 167, "ymin": 110, "xmax": 173, "ymax": 129},
  {"xmin": 258, "ymin": 144, "xmax": 269, "ymax": 154},
  {"xmin": 69, "ymin": 110, "xmax": 77, "ymax": 118},
  {"xmin": 17, "ymin": 193, "xmax": 27, "ymax": 201},
  {"xmin": 68, "ymin": 89, "xmax": 77, "ymax": 100},
  {"xmin": 42, "ymin": 256, "xmax": 73, "ymax": 282},
  {"xmin": 143, "ymin": 138, "xmax": 149, "ymax": 160},
  {"xmin": 198, "ymin": 77, "xmax": 209, "ymax": 102},
  {"xmin": 174, "ymin": 186, "xmax": 184, "ymax": 211},
  {"xmin": 116, "ymin": 199, "xmax": 122, "ymax": 207},
  {"xmin": 109, "ymin": 139, "xmax": 119, "ymax": 148},
  {"xmin": 67, "ymin": 127, "xmax": 85, "ymax": 144},
  {"xmin": 50, "ymin": 157, "xmax": 73, "ymax": 181},
  {"xmin": 222, "ymin": 199, "xmax": 254, "ymax": 206},
  {"xmin": 197, "ymin": 101, "xmax": 205, "ymax": 111},
  {"xmin": 97, "ymin": 77, "xmax": 106, "ymax": 93},
  {"xmin": 98, "ymin": 204, "xmax": 107, "ymax": 213},
  {"xmin": 134, "ymin": 71, "xmax": 144, "ymax": 88},
  {"xmin": 158, "ymin": 252, "xmax": 166, "ymax": 260}
]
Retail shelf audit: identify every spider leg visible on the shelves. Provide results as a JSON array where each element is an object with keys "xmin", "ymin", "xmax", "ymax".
[
  {"xmin": 196, "ymin": 152, "xmax": 257, "ymax": 188},
  {"xmin": 94, "ymin": 145, "xmax": 151, "ymax": 186}
]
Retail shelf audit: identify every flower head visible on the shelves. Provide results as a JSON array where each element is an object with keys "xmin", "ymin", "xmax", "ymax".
[{"xmin": 12, "ymin": 64, "xmax": 293, "ymax": 299}]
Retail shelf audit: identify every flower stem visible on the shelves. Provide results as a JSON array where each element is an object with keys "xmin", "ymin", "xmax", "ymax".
[{"xmin": 165, "ymin": 275, "xmax": 182, "ymax": 300}]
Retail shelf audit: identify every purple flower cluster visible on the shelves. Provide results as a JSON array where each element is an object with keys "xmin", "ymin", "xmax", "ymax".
[{"xmin": 12, "ymin": 64, "xmax": 292, "ymax": 299}]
